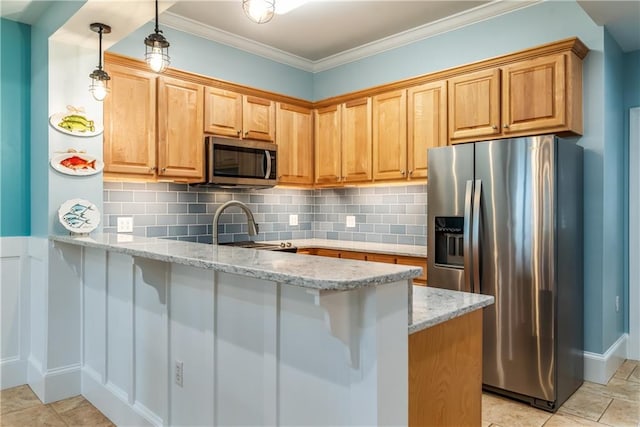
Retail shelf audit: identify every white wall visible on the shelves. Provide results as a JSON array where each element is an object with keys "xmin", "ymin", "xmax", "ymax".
[{"xmin": 0, "ymin": 237, "xmax": 30, "ymax": 389}]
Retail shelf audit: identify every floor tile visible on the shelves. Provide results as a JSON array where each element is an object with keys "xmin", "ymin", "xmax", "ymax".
[
  {"xmin": 629, "ymin": 366, "xmax": 640, "ymax": 384},
  {"xmin": 50, "ymin": 397, "xmax": 114, "ymax": 427},
  {"xmin": 580, "ymin": 378, "xmax": 640, "ymax": 402},
  {"xmin": 0, "ymin": 385, "xmax": 42, "ymax": 415},
  {"xmin": 482, "ymin": 393, "xmax": 552, "ymax": 427},
  {"xmin": 556, "ymin": 388, "xmax": 612, "ymax": 421},
  {"xmin": 543, "ymin": 412, "xmax": 610, "ymax": 427},
  {"xmin": 614, "ymin": 360, "xmax": 638, "ymax": 380},
  {"xmin": 0, "ymin": 404, "xmax": 66, "ymax": 426},
  {"xmin": 599, "ymin": 398, "xmax": 640, "ymax": 427}
]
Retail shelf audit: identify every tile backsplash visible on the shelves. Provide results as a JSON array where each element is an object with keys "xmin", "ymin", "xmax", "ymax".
[{"xmin": 103, "ymin": 182, "xmax": 427, "ymax": 246}]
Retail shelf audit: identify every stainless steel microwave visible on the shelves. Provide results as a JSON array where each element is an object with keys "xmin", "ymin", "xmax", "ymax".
[{"xmin": 203, "ymin": 137, "xmax": 278, "ymax": 188}]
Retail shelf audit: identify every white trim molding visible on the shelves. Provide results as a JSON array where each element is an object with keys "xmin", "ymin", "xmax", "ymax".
[
  {"xmin": 629, "ymin": 106, "xmax": 640, "ymax": 361},
  {"xmin": 584, "ymin": 334, "xmax": 628, "ymax": 384},
  {"xmin": 162, "ymin": 1, "xmax": 541, "ymax": 73}
]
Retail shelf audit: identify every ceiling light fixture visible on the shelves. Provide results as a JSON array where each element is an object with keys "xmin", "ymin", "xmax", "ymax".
[
  {"xmin": 88, "ymin": 23, "xmax": 111, "ymax": 102},
  {"xmin": 242, "ymin": 0, "xmax": 275, "ymax": 24},
  {"xmin": 144, "ymin": 0, "xmax": 170, "ymax": 73}
]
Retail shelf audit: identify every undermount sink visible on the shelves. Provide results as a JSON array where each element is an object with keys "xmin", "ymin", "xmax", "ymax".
[{"xmin": 219, "ymin": 241, "xmax": 297, "ymax": 253}]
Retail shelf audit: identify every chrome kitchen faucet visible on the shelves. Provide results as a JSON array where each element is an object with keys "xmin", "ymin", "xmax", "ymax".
[{"xmin": 212, "ymin": 201, "xmax": 259, "ymax": 245}]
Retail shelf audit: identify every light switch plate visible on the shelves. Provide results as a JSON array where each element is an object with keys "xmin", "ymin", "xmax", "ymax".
[
  {"xmin": 117, "ymin": 217, "xmax": 133, "ymax": 233},
  {"xmin": 289, "ymin": 214, "xmax": 298, "ymax": 226},
  {"xmin": 346, "ymin": 216, "xmax": 356, "ymax": 228}
]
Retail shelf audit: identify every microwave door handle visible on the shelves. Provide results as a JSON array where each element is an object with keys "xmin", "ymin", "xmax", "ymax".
[
  {"xmin": 463, "ymin": 180, "xmax": 473, "ymax": 293},
  {"xmin": 264, "ymin": 150, "xmax": 272, "ymax": 179}
]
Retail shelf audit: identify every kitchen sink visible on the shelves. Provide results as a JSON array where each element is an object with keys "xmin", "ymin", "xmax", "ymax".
[{"xmin": 219, "ymin": 241, "xmax": 297, "ymax": 253}]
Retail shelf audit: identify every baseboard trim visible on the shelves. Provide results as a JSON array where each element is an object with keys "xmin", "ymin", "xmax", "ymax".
[
  {"xmin": 0, "ymin": 357, "xmax": 27, "ymax": 390},
  {"xmin": 82, "ymin": 367, "xmax": 155, "ymax": 426},
  {"xmin": 584, "ymin": 334, "xmax": 628, "ymax": 384},
  {"xmin": 27, "ymin": 357, "xmax": 81, "ymax": 403}
]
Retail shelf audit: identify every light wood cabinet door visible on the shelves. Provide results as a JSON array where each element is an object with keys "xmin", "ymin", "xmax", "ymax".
[
  {"xmin": 157, "ymin": 77, "xmax": 204, "ymax": 181},
  {"xmin": 372, "ymin": 89, "xmax": 407, "ymax": 180},
  {"xmin": 103, "ymin": 64, "xmax": 157, "ymax": 177},
  {"xmin": 276, "ymin": 103, "xmax": 313, "ymax": 185},
  {"xmin": 448, "ymin": 69, "xmax": 501, "ymax": 142},
  {"xmin": 408, "ymin": 81, "xmax": 447, "ymax": 179},
  {"xmin": 314, "ymin": 105, "xmax": 342, "ymax": 185},
  {"xmin": 243, "ymin": 95, "xmax": 275, "ymax": 141},
  {"xmin": 342, "ymin": 98, "xmax": 372, "ymax": 183},
  {"xmin": 203, "ymin": 87, "xmax": 242, "ymax": 138},
  {"xmin": 502, "ymin": 54, "xmax": 566, "ymax": 134}
]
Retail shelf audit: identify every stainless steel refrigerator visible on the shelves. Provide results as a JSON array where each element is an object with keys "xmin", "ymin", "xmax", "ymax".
[{"xmin": 427, "ymin": 135, "xmax": 583, "ymax": 411}]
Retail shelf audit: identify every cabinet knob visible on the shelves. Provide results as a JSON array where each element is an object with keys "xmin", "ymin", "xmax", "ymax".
[
  {"xmin": 244, "ymin": 131, "xmax": 249, "ymax": 137},
  {"xmin": 408, "ymin": 170, "xmax": 414, "ymax": 176},
  {"xmin": 503, "ymin": 124, "xmax": 509, "ymax": 128},
  {"xmin": 236, "ymin": 130, "xmax": 241, "ymax": 136},
  {"xmin": 160, "ymin": 167, "xmax": 166, "ymax": 173},
  {"xmin": 492, "ymin": 125, "xmax": 497, "ymax": 130},
  {"xmin": 401, "ymin": 170, "xmax": 406, "ymax": 176},
  {"xmin": 149, "ymin": 167, "xmax": 157, "ymax": 172}
]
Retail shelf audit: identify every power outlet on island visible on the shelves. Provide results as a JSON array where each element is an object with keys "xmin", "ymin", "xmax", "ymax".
[
  {"xmin": 117, "ymin": 217, "xmax": 133, "ymax": 233},
  {"xmin": 346, "ymin": 216, "xmax": 356, "ymax": 228},
  {"xmin": 289, "ymin": 214, "xmax": 298, "ymax": 226}
]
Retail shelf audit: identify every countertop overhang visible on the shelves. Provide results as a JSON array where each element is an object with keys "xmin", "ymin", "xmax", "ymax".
[{"xmin": 49, "ymin": 233, "xmax": 421, "ymax": 291}]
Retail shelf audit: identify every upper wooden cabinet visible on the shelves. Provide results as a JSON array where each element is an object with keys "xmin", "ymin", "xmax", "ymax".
[
  {"xmin": 103, "ymin": 63, "xmax": 157, "ymax": 178},
  {"xmin": 372, "ymin": 90, "xmax": 407, "ymax": 181},
  {"xmin": 157, "ymin": 77, "xmax": 205, "ymax": 181},
  {"xmin": 448, "ymin": 51, "xmax": 583, "ymax": 144},
  {"xmin": 342, "ymin": 98, "xmax": 372, "ymax": 183},
  {"xmin": 314, "ymin": 99, "xmax": 372, "ymax": 186},
  {"xmin": 276, "ymin": 103, "xmax": 313, "ymax": 185},
  {"xmin": 448, "ymin": 69, "xmax": 501, "ymax": 142},
  {"xmin": 314, "ymin": 105, "xmax": 342, "ymax": 185},
  {"xmin": 204, "ymin": 87, "xmax": 275, "ymax": 142},
  {"xmin": 408, "ymin": 81, "xmax": 448, "ymax": 179}
]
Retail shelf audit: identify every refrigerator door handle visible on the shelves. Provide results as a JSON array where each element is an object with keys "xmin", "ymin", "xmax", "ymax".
[
  {"xmin": 471, "ymin": 179, "xmax": 482, "ymax": 293},
  {"xmin": 463, "ymin": 180, "xmax": 474, "ymax": 292}
]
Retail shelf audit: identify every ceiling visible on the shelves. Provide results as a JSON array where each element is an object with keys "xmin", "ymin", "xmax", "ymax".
[{"xmin": 2, "ymin": 0, "xmax": 639, "ymax": 72}]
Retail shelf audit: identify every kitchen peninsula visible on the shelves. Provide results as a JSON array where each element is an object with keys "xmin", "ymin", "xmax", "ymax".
[{"xmin": 49, "ymin": 234, "xmax": 492, "ymax": 426}]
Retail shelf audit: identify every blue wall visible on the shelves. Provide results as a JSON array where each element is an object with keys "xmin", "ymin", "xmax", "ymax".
[
  {"xmin": 0, "ymin": 19, "xmax": 31, "ymax": 236},
  {"xmin": 110, "ymin": 23, "xmax": 313, "ymax": 101},
  {"xmin": 622, "ymin": 49, "xmax": 640, "ymax": 333}
]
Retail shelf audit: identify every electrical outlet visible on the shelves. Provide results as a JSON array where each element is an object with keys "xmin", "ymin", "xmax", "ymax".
[
  {"xmin": 346, "ymin": 216, "xmax": 356, "ymax": 228},
  {"xmin": 117, "ymin": 217, "xmax": 133, "ymax": 233},
  {"xmin": 289, "ymin": 214, "xmax": 298, "ymax": 226},
  {"xmin": 616, "ymin": 296, "xmax": 620, "ymax": 313},
  {"xmin": 175, "ymin": 360, "xmax": 183, "ymax": 387}
]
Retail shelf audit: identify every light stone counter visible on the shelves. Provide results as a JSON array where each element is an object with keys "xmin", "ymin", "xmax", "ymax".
[
  {"xmin": 50, "ymin": 233, "xmax": 421, "ymax": 291},
  {"xmin": 409, "ymin": 286, "xmax": 494, "ymax": 334},
  {"xmin": 267, "ymin": 238, "xmax": 427, "ymax": 258}
]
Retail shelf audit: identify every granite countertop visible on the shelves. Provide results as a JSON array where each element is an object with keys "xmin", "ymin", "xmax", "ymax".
[
  {"xmin": 266, "ymin": 238, "xmax": 427, "ymax": 258},
  {"xmin": 49, "ymin": 233, "xmax": 421, "ymax": 291},
  {"xmin": 409, "ymin": 286, "xmax": 494, "ymax": 334}
]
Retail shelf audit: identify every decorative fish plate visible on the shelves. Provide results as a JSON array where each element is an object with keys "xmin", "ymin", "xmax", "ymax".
[
  {"xmin": 49, "ymin": 106, "xmax": 103, "ymax": 137},
  {"xmin": 51, "ymin": 153, "xmax": 104, "ymax": 176},
  {"xmin": 58, "ymin": 199, "xmax": 100, "ymax": 234}
]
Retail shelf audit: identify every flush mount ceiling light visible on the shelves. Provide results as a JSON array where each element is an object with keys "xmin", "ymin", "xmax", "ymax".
[
  {"xmin": 88, "ymin": 23, "xmax": 111, "ymax": 102},
  {"xmin": 144, "ymin": 0, "xmax": 170, "ymax": 73},
  {"xmin": 242, "ymin": 0, "xmax": 275, "ymax": 24}
]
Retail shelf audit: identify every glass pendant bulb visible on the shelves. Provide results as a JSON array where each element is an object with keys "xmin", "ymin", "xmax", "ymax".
[
  {"xmin": 88, "ymin": 23, "xmax": 111, "ymax": 102},
  {"xmin": 144, "ymin": 0, "xmax": 170, "ymax": 73},
  {"xmin": 89, "ymin": 76, "xmax": 108, "ymax": 101},
  {"xmin": 243, "ymin": 0, "xmax": 275, "ymax": 24}
]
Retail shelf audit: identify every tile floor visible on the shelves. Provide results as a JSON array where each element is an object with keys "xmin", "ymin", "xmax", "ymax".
[
  {"xmin": 0, "ymin": 359, "xmax": 638, "ymax": 426},
  {"xmin": 482, "ymin": 359, "xmax": 640, "ymax": 427}
]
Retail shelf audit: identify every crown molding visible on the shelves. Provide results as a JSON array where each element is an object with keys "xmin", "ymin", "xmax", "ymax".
[
  {"xmin": 161, "ymin": 12, "xmax": 315, "ymax": 72},
  {"xmin": 162, "ymin": 0, "xmax": 542, "ymax": 74}
]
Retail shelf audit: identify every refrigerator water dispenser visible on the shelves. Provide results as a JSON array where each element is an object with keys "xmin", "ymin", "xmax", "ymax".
[{"xmin": 434, "ymin": 216, "xmax": 464, "ymax": 267}]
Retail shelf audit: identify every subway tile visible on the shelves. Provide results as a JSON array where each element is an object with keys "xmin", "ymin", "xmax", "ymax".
[
  {"xmin": 359, "ymin": 223, "xmax": 374, "ymax": 233},
  {"xmin": 103, "ymin": 182, "xmax": 122, "ymax": 190},
  {"xmin": 381, "ymin": 234, "xmax": 398, "ymax": 244},
  {"xmin": 103, "ymin": 202, "xmax": 121, "ymax": 214},
  {"xmin": 122, "ymin": 182, "xmax": 147, "ymax": 190},
  {"xmin": 215, "ymin": 193, "xmax": 233, "ymax": 203},
  {"xmin": 146, "ymin": 182, "xmax": 169, "ymax": 191},
  {"xmin": 382, "ymin": 194, "xmax": 398, "ymax": 204},
  {"xmin": 398, "ymin": 194, "xmax": 415, "ymax": 204},
  {"xmin": 146, "ymin": 226, "xmax": 168, "ymax": 237},
  {"xmin": 389, "ymin": 205, "xmax": 406, "ymax": 214},
  {"xmin": 326, "ymin": 232, "xmax": 339, "ymax": 240},
  {"xmin": 146, "ymin": 203, "xmax": 167, "ymax": 214},
  {"xmin": 132, "ymin": 227, "xmax": 146, "ymax": 236},
  {"xmin": 390, "ymin": 224, "xmax": 406, "ymax": 234},
  {"xmin": 414, "ymin": 236, "xmax": 426, "ymax": 246},
  {"xmin": 177, "ymin": 214, "xmax": 198, "ymax": 225},
  {"xmin": 198, "ymin": 193, "xmax": 216, "ymax": 203},
  {"xmin": 398, "ymin": 235, "xmax": 415, "ymax": 245},
  {"xmin": 225, "ymin": 224, "xmax": 242, "ymax": 233},
  {"xmin": 278, "ymin": 231, "xmax": 293, "ymax": 240},
  {"xmin": 134, "ymin": 215, "xmax": 157, "ymax": 226},
  {"xmin": 178, "ymin": 236, "xmax": 198, "ymax": 242},
  {"xmin": 198, "ymin": 214, "xmax": 214, "ymax": 225},
  {"xmin": 169, "ymin": 183, "xmax": 188, "ymax": 191},
  {"xmin": 352, "ymin": 233, "xmax": 367, "ymax": 242},
  {"xmin": 157, "ymin": 192, "xmax": 178, "ymax": 202},
  {"xmin": 168, "ymin": 203, "xmax": 188, "ymax": 214},
  {"xmin": 189, "ymin": 225, "xmax": 207, "ymax": 236},
  {"xmin": 382, "ymin": 214, "xmax": 399, "ymax": 224},
  {"xmin": 109, "ymin": 191, "xmax": 134, "ymax": 202},
  {"xmin": 179, "ymin": 192, "xmax": 197, "ymax": 203},
  {"xmin": 103, "ymin": 190, "xmax": 109, "ymax": 202},
  {"xmin": 375, "ymin": 205, "xmax": 390, "ymax": 214},
  {"xmin": 375, "ymin": 224, "xmax": 390, "ymax": 234},
  {"xmin": 122, "ymin": 203, "xmax": 147, "ymax": 214},
  {"xmin": 197, "ymin": 235, "xmax": 213, "ymax": 244},
  {"xmin": 365, "ymin": 234, "xmax": 382, "ymax": 243},
  {"xmin": 157, "ymin": 215, "xmax": 178, "ymax": 225},
  {"xmin": 188, "ymin": 204, "xmax": 206, "ymax": 214},
  {"xmin": 360, "ymin": 205, "xmax": 375, "ymax": 213},
  {"xmin": 168, "ymin": 225, "xmax": 189, "ymax": 236}
]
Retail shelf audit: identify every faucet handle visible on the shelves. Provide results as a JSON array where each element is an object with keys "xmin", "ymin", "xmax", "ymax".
[{"xmin": 255, "ymin": 223, "xmax": 260, "ymax": 234}]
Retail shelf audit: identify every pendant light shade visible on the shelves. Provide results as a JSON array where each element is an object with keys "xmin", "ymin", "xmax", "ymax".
[
  {"xmin": 144, "ymin": 0, "xmax": 170, "ymax": 73},
  {"xmin": 243, "ymin": 0, "xmax": 275, "ymax": 24},
  {"xmin": 89, "ymin": 23, "xmax": 111, "ymax": 102}
]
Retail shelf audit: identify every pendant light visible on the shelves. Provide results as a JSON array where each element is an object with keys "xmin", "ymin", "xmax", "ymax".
[
  {"xmin": 88, "ymin": 23, "xmax": 111, "ymax": 102},
  {"xmin": 144, "ymin": 0, "xmax": 170, "ymax": 73},
  {"xmin": 242, "ymin": 0, "xmax": 275, "ymax": 24}
]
